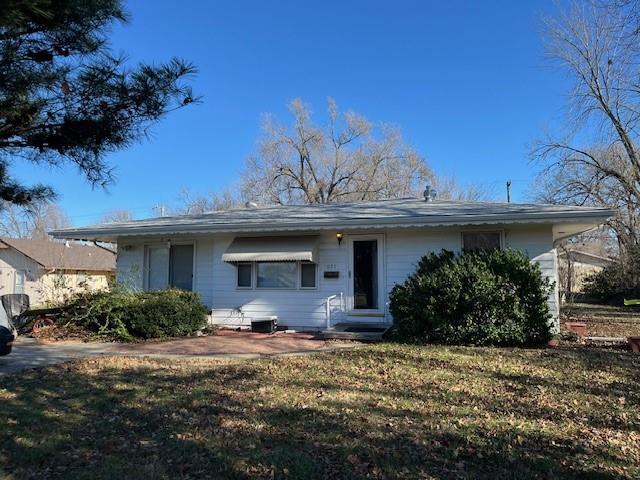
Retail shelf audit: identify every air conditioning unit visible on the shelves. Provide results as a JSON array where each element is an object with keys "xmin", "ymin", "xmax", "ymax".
[{"xmin": 251, "ymin": 316, "xmax": 278, "ymax": 333}]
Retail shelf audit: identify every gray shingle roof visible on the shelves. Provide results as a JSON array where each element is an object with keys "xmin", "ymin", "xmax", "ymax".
[
  {"xmin": 50, "ymin": 198, "xmax": 615, "ymax": 242},
  {"xmin": 0, "ymin": 237, "xmax": 115, "ymax": 271}
]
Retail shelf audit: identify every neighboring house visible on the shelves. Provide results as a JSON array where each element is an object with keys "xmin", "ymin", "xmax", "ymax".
[
  {"xmin": 51, "ymin": 197, "xmax": 613, "ymax": 331},
  {"xmin": 0, "ymin": 237, "xmax": 116, "ymax": 306},
  {"xmin": 557, "ymin": 249, "xmax": 616, "ymax": 294}
]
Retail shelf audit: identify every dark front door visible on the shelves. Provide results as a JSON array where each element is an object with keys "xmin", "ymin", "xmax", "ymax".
[{"xmin": 352, "ymin": 239, "xmax": 378, "ymax": 309}]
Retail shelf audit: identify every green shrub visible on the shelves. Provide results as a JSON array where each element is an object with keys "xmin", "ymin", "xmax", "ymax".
[
  {"xmin": 583, "ymin": 246, "xmax": 640, "ymax": 303},
  {"xmin": 62, "ymin": 288, "xmax": 208, "ymax": 341},
  {"xmin": 389, "ymin": 249, "xmax": 553, "ymax": 346}
]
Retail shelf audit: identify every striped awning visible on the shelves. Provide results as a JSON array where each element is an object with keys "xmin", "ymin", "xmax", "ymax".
[{"xmin": 222, "ymin": 236, "xmax": 319, "ymax": 262}]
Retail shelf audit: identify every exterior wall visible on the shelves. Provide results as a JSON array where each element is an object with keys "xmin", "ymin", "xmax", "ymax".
[
  {"xmin": 0, "ymin": 247, "xmax": 44, "ymax": 304},
  {"xmin": 210, "ymin": 233, "xmax": 346, "ymax": 329},
  {"xmin": 506, "ymin": 226, "xmax": 560, "ymax": 325},
  {"xmin": 115, "ymin": 224, "xmax": 561, "ymax": 331},
  {"xmin": 0, "ymin": 247, "xmax": 112, "ymax": 306},
  {"xmin": 38, "ymin": 271, "xmax": 111, "ymax": 305}
]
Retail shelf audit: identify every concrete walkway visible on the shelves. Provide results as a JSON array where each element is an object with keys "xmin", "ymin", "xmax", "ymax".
[
  {"xmin": 0, "ymin": 331, "xmax": 355, "ymax": 376},
  {"xmin": 0, "ymin": 337, "xmax": 116, "ymax": 376}
]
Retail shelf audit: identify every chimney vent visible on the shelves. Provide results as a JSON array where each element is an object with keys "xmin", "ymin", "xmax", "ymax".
[{"xmin": 423, "ymin": 185, "xmax": 437, "ymax": 202}]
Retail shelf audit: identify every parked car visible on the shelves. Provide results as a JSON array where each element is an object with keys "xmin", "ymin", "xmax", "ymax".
[
  {"xmin": 0, "ymin": 294, "xmax": 27, "ymax": 357},
  {"xmin": 0, "ymin": 317, "xmax": 16, "ymax": 356}
]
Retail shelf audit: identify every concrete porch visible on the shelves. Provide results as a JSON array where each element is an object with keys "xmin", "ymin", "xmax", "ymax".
[{"xmin": 318, "ymin": 322, "xmax": 391, "ymax": 341}]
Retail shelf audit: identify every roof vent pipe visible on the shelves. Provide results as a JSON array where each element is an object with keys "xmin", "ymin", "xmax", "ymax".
[{"xmin": 423, "ymin": 185, "xmax": 437, "ymax": 202}]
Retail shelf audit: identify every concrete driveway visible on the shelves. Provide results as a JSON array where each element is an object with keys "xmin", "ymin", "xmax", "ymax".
[
  {"xmin": 0, "ymin": 337, "xmax": 117, "ymax": 376},
  {"xmin": 0, "ymin": 331, "xmax": 351, "ymax": 376}
]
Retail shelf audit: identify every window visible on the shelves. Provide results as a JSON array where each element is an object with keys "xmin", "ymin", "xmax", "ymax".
[
  {"xmin": 300, "ymin": 262, "xmax": 317, "ymax": 289},
  {"xmin": 256, "ymin": 262, "xmax": 297, "ymax": 289},
  {"xmin": 146, "ymin": 244, "xmax": 194, "ymax": 291},
  {"xmin": 77, "ymin": 272, "xmax": 87, "ymax": 286},
  {"xmin": 237, "ymin": 263, "xmax": 252, "ymax": 288},
  {"xmin": 14, "ymin": 270, "xmax": 25, "ymax": 294},
  {"xmin": 169, "ymin": 244, "xmax": 194, "ymax": 291},
  {"xmin": 462, "ymin": 231, "xmax": 502, "ymax": 252}
]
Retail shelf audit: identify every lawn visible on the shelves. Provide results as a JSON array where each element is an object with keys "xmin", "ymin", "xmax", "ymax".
[
  {"xmin": 562, "ymin": 302, "xmax": 640, "ymax": 337},
  {"xmin": 1, "ymin": 344, "xmax": 639, "ymax": 479}
]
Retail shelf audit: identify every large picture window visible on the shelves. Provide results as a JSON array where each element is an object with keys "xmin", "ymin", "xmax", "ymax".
[
  {"xmin": 256, "ymin": 262, "xmax": 297, "ymax": 289},
  {"xmin": 462, "ymin": 231, "xmax": 502, "ymax": 252},
  {"xmin": 237, "ymin": 261, "xmax": 318, "ymax": 290}
]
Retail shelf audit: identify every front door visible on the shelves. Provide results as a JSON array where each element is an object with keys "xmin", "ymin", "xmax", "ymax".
[{"xmin": 348, "ymin": 235, "xmax": 384, "ymax": 313}]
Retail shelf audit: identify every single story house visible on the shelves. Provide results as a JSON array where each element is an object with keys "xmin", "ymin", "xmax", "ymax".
[
  {"xmin": 0, "ymin": 237, "xmax": 116, "ymax": 306},
  {"xmin": 51, "ymin": 197, "xmax": 613, "ymax": 331}
]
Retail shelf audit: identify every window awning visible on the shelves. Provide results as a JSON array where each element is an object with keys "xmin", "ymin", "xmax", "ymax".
[{"xmin": 222, "ymin": 236, "xmax": 320, "ymax": 262}]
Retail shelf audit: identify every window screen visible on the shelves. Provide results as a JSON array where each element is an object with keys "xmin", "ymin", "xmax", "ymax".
[
  {"xmin": 462, "ymin": 232, "xmax": 501, "ymax": 252},
  {"xmin": 147, "ymin": 246, "xmax": 169, "ymax": 291},
  {"xmin": 14, "ymin": 270, "xmax": 25, "ymax": 295},
  {"xmin": 256, "ymin": 262, "xmax": 297, "ymax": 289},
  {"xmin": 237, "ymin": 263, "xmax": 252, "ymax": 288},
  {"xmin": 170, "ymin": 244, "xmax": 194, "ymax": 291},
  {"xmin": 300, "ymin": 262, "xmax": 317, "ymax": 288}
]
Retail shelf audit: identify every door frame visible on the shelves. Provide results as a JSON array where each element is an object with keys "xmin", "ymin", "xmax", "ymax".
[
  {"xmin": 144, "ymin": 240, "xmax": 196, "ymax": 291},
  {"xmin": 346, "ymin": 233, "xmax": 385, "ymax": 314}
]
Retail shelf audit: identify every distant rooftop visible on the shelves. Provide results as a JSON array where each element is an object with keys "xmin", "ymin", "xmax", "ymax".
[
  {"xmin": 50, "ymin": 198, "xmax": 615, "ymax": 242},
  {"xmin": 0, "ymin": 237, "xmax": 115, "ymax": 271}
]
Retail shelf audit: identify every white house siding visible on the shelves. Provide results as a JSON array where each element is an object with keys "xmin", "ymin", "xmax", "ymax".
[
  {"xmin": 0, "ymin": 247, "xmax": 43, "ymax": 302},
  {"xmin": 115, "ymin": 224, "xmax": 561, "ymax": 331},
  {"xmin": 505, "ymin": 226, "xmax": 560, "ymax": 326},
  {"xmin": 386, "ymin": 226, "xmax": 559, "ymax": 330},
  {"xmin": 194, "ymin": 239, "xmax": 215, "ymax": 306},
  {"xmin": 385, "ymin": 229, "xmax": 461, "ymax": 296},
  {"xmin": 209, "ymin": 233, "xmax": 347, "ymax": 330},
  {"xmin": 0, "ymin": 248, "xmax": 112, "ymax": 306}
]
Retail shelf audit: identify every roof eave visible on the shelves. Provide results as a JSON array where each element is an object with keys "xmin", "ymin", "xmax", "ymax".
[{"xmin": 50, "ymin": 210, "xmax": 615, "ymax": 242}]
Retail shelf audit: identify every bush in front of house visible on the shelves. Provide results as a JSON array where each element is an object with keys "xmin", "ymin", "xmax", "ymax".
[
  {"xmin": 126, "ymin": 289, "xmax": 209, "ymax": 339},
  {"xmin": 62, "ymin": 288, "xmax": 208, "ymax": 341},
  {"xmin": 389, "ymin": 249, "xmax": 553, "ymax": 346}
]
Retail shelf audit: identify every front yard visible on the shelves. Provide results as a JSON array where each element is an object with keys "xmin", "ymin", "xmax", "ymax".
[
  {"xmin": 562, "ymin": 302, "xmax": 640, "ymax": 337},
  {"xmin": 1, "ymin": 344, "xmax": 639, "ymax": 479}
]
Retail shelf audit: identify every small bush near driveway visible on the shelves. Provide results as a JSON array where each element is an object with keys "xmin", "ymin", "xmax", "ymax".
[
  {"xmin": 62, "ymin": 288, "xmax": 208, "ymax": 341},
  {"xmin": 389, "ymin": 249, "xmax": 553, "ymax": 346}
]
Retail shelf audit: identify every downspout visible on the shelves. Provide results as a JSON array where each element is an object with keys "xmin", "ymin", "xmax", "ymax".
[{"xmin": 92, "ymin": 240, "xmax": 116, "ymax": 254}]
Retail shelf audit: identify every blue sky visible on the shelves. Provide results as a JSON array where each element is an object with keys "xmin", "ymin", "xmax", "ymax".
[{"xmin": 14, "ymin": 0, "xmax": 569, "ymax": 226}]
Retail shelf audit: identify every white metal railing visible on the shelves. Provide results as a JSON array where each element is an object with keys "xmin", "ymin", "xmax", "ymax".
[{"xmin": 325, "ymin": 292, "xmax": 345, "ymax": 329}]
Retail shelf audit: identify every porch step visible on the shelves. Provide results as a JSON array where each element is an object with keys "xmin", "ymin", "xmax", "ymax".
[{"xmin": 318, "ymin": 322, "xmax": 391, "ymax": 341}]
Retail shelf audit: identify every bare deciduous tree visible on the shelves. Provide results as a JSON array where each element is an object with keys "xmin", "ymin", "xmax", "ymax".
[
  {"xmin": 175, "ymin": 187, "xmax": 243, "ymax": 214},
  {"xmin": 240, "ymin": 98, "xmax": 434, "ymax": 204},
  {"xmin": 0, "ymin": 202, "xmax": 71, "ymax": 239},
  {"xmin": 534, "ymin": 0, "xmax": 640, "ymax": 252},
  {"xmin": 434, "ymin": 175, "xmax": 495, "ymax": 202},
  {"xmin": 100, "ymin": 209, "xmax": 135, "ymax": 224}
]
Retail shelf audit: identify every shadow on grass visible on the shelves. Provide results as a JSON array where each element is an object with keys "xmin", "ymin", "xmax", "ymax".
[{"xmin": 0, "ymin": 346, "xmax": 638, "ymax": 479}]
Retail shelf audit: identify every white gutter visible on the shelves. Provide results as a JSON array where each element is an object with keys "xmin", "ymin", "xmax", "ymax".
[{"xmin": 50, "ymin": 210, "xmax": 616, "ymax": 241}]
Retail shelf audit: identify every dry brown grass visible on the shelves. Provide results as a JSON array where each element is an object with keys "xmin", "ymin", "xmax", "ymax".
[{"xmin": 1, "ymin": 344, "xmax": 639, "ymax": 479}]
